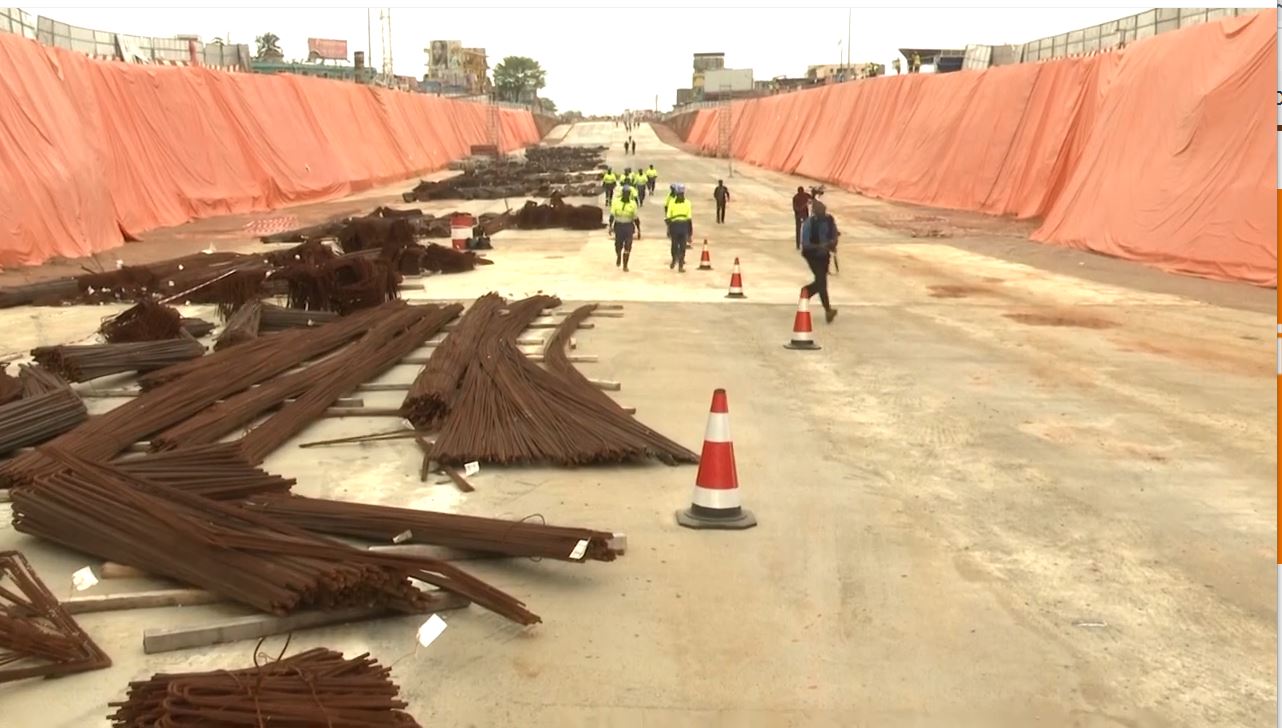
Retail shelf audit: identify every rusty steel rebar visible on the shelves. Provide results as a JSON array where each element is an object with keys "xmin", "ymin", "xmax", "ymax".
[
  {"xmin": 32, "ymin": 338, "xmax": 206, "ymax": 383},
  {"xmin": 0, "ymin": 389, "xmax": 88, "ymax": 458},
  {"xmin": 0, "ymin": 306, "xmax": 392, "ymax": 487},
  {"xmin": 0, "ymin": 550, "xmax": 112, "ymax": 683},
  {"xmin": 99, "ymin": 299, "xmax": 185, "ymax": 343},
  {"xmin": 259, "ymin": 302, "xmax": 339, "ymax": 332},
  {"xmin": 0, "ymin": 368, "xmax": 19, "ymax": 405},
  {"xmin": 11, "ymin": 448, "xmax": 539, "ymax": 624},
  {"xmin": 212, "ymin": 299, "xmax": 262, "ymax": 351},
  {"xmin": 17, "ymin": 365, "xmax": 71, "ymax": 397},
  {"xmin": 108, "ymin": 647, "xmax": 419, "ymax": 727},
  {"xmin": 429, "ymin": 300, "xmax": 698, "ymax": 467},
  {"xmin": 242, "ymin": 494, "xmax": 619, "ymax": 562}
]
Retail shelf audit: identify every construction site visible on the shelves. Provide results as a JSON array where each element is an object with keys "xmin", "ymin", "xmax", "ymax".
[{"xmin": 0, "ymin": 6, "xmax": 1275, "ymax": 728}]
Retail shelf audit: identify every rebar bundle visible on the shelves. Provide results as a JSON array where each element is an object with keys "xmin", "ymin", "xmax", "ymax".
[
  {"xmin": 31, "ymin": 338, "xmax": 206, "ymax": 383},
  {"xmin": 155, "ymin": 303, "xmax": 459, "ymax": 456},
  {"xmin": 0, "ymin": 550, "xmax": 111, "ymax": 683},
  {"xmin": 259, "ymin": 302, "xmax": 339, "ymax": 331},
  {"xmin": 430, "ymin": 303, "xmax": 698, "ymax": 467},
  {"xmin": 1, "ymin": 308, "xmax": 389, "ymax": 486},
  {"xmin": 244, "ymin": 494, "xmax": 619, "ymax": 562},
  {"xmin": 0, "ymin": 368, "xmax": 19, "ymax": 405},
  {"xmin": 17, "ymin": 365, "xmax": 70, "ymax": 397},
  {"xmin": 116, "ymin": 443, "xmax": 295, "ymax": 500},
  {"xmin": 0, "ymin": 278, "xmax": 80, "ymax": 308},
  {"xmin": 0, "ymin": 389, "xmax": 88, "ymax": 457},
  {"xmin": 213, "ymin": 300, "xmax": 262, "ymax": 351},
  {"xmin": 277, "ymin": 256, "xmax": 401, "ymax": 314},
  {"xmin": 262, "ymin": 238, "xmax": 339, "ymax": 265},
  {"xmin": 239, "ymin": 303, "xmax": 461, "ymax": 464},
  {"xmin": 108, "ymin": 648, "xmax": 419, "ymax": 727},
  {"xmin": 179, "ymin": 317, "xmax": 214, "ymax": 338},
  {"xmin": 401, "ymin": 293, "xmax": 506, "ymax": 429},
  {"xmin": 11, "ymin": 449, "xmax": 539, "ymax": 623},
  {"xmin": 99, "ymin": 299, "xmax": 184, "ymax": 343}
]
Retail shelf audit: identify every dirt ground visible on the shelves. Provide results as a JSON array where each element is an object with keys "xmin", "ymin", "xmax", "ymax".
[{"xmin": 0, "ymin": 121, "xmax": 1274, "ymax": 727}]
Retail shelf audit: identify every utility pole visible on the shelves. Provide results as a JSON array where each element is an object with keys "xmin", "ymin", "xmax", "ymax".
[{"xmin": 846, "ymin": 7, "xmax": 851, "ymax": 71}]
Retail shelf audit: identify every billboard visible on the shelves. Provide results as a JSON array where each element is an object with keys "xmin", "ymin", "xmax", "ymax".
[
  {"xmin": 429, "ymin": 40, "xmax": 463, "ymax": 70},
  {"xmin": 307, "ymin": 38, "xmax": 348, "ymax": 61}
]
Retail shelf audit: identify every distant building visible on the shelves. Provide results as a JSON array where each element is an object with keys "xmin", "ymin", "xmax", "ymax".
[
  {"xmin": 806, "ymin": 62, "xmax": 885, "ymax": 83},
  {"xmin": 249, "ymin": 58, "xmax": 375, "ymax": 83},
  {"xmin": 898, "ymin": 48, "xmax": 966, "ymax": 73},
  {"xmin": 424, "ymin": 40, "xmax": 489, "ymax": 96}
]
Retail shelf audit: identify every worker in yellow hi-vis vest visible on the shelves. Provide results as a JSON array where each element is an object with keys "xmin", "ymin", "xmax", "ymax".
[
  {"xmin": 631, "ymin": 169, "xmax": 648, "ymax": 206},
  {"xmin": 644, "ymin": 164, "xmax": 658, "ymax": 194},
  {"xmin": 609, "ymin": 186, "xmax": 640, "ymax": 272},
  {"xmin": 602, "ymin": 167, "xmax": 617, "ymax": 206},
  {"xmin": 665, "ymin": 184, "xmax": 693, "ymax": 273}
]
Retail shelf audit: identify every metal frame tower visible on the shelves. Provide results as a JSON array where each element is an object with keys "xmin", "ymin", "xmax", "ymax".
[
  {"xmin": 378, "ymin": 9, "xmax": 393, "ymax": 82},
  {"xmin": 717, "ymin": 84, "xmax": 733, "ymax": 177}
]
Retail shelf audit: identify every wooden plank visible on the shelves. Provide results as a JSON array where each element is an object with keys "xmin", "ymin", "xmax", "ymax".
[
  {"xmin": 520, "ymin": 354, "xmax": 598, "ymax": 364},
  {"xmin": 586, "ymin": 378, "xmax": 621, "ymax": 391},
  {"xmin": 63, "ymin": 588, "xmax": 224, "ymax": 615},
  {"xmin": 607, "ymin": 532, "xmax": 628, "ymax": 555},
  {"xmin": 526, "ymin": 321, "xmax": 594, "ymax": 329},
  {"xmin": 320, "ymin": 407, "xmax": 405, "ymax": 418},
  {"xmin": 142, "ymin": 592, "xmax": 469, "ymax": 654},
  {"xmin": 100, "ymin": 561, "xmax": 150, "ymax": 579}
]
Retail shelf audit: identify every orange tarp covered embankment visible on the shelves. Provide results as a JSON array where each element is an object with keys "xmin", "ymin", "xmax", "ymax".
[
  {"xmin": 680, "ymin": 12, "xmax": 1277, "ymax": 286},
  {"xmin": 0, "ymin": 33, "xmax": 543, "ymax": 268}
]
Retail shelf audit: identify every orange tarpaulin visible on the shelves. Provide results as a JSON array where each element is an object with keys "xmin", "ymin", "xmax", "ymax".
[
  {"xmin": 682, "ymin": 12, "xmax": 1277, "ymax": 286},
  {"xmin": 0, "ymin": 33, "xmax": 543, "ymax": 268}
]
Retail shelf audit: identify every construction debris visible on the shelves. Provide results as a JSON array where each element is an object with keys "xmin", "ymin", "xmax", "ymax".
[
  {"xmin": 108, "ymin": 648, "xmax": 421, "ymax": 726},
  {"xmin": 505, "ymin": 192, "xmax": 605, "ymax": 230},
  {"xmin": 0, "ymin": 550, "xmax": 112, "ymax": 683},
  {"xmin": 403, "ymin": 145, "xmax": 607, "ymax": 201},
  {"xmin": 31, "ymin": 338, "xmax": 205, "ymax": 383}
]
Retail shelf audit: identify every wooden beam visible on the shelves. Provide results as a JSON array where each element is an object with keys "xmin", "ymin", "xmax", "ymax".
[
  {"xmin": 586, "ymin": 378, "xmax": 621, "ymax": 391},
  {"xmin": 63, "ymin": 588, "xmax": 224, "ymax": 615},
  {"xmin": 142, "ymin": 591, "xmax": 469, "ymax": 654},
  {"xmin": 526, "ymin": 321, "xmax": 594, "ymax": 329},
  {"xmin": 320, "ymin": 407, "xmax": 405, "ymax": 418}
]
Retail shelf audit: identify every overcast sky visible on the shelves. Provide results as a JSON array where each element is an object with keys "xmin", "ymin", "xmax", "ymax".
[{"xmin": 37, "ymin": 5, "xmax": 1160, "ymax": 113}]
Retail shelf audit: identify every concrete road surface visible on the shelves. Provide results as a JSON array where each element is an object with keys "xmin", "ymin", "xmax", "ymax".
[{"xmin": 0, "ymin": 121, "xmax": 1273, "ymax": 727}]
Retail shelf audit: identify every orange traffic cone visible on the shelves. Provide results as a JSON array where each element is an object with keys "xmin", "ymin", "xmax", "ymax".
[
  {"xmin": 676, "ymin": 389, "xmax": 757, "ymax": 530},
  {"xmin": 784, "ymin": 287, "xmax": 822, "ymax": 350},
  {"xmin": 698, "ymin": 239, "xmax": 713, "ymax": 270},
  {"xmin": 725, "ymin": 258, "xmax": 746, "ymax": 298}
]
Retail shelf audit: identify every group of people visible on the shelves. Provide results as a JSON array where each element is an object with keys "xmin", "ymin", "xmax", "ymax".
[
  {"xmin": 604, "ymin": 164, "xmax": 698, "ymax": 273},
  {"xmin": 792, "ymin": 185, "xmax": 839, "ymax": 323},
  {"xmin": 621, "ymin": 137, "xmax": 637, "ymax": 155}
]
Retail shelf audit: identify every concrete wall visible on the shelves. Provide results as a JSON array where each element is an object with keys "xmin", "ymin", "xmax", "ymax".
[{"xmin": 704, "ymin": 68, "xmax": 754, "ymax": 93}]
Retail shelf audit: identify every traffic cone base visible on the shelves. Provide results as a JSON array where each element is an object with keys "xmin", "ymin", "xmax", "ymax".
[
  {"xmin": 676, "ymin": 505, "xmax": 757, "ymax": 529},
  {"xmin": 677, "ymin": 388, "xmax": 756, "ymax": 530}
]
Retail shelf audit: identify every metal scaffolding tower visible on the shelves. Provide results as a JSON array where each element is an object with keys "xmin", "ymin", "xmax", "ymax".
[
  {"xmin": 378, "ymin": 9, "xmax": 393, "ymax": 81},
  {"xmin": 717, "ymin": 84, "xmax": 733, "ymax": 177}
]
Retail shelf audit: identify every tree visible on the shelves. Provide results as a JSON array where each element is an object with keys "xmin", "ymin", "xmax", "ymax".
[
  {"xmin": 538, "ymin": 98, "xmax": 557, "ymax": 115},
  {"xmin": 255, "ymin": 32, "xmax": 283, "ymax": 61},
  {"xmin": 492, "ymin": 56, "xmax": 545, "ymax": 104}
]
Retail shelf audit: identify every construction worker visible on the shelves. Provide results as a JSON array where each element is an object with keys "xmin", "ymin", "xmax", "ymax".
[
  {"xmin": 911, "ymin": 52, "xmax": 921, "ymax": 73},
  {"xmin": 664, "ymin": 183, "xmax": 678, "ymax": 240},
  {"xmin": 713, "ymin": 179, "xmax": 730, "ymax": 224},
  {"xmin": 792, "ymin": 186, "xmax": 811, "ymax": 249},
  {"xmin": 610, "ymin": 186, "xmax": 640, "ymax": 271},
  {"xmin": 645, "ymin": 164, "xmax": 658, "ymax": 193},
  {"xmin": 665, "ymin": 183, "xmax": 693, "ymax": 272},
  {"xmin": 799, "ymin": 206, "xmax": 839, "ymax": 322},
  {"xmin": 602, "ymin": 167, "xmax": 618, "ymax": 206},
  {"xmin": 631, "ymin": 168, "xmax": 648, "ymax": 206}
]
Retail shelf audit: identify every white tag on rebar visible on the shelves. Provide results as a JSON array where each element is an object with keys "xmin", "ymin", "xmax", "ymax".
[
  {"xmin": 71, "ymin": 566, "xmax": 98, "ymax": 592},
  {"xmin": 463, "ymin": 461, "xmax": 480, "ymax": 477},
  {"xmin": 569, "ymin": 539, "xmax": 589, "ymax": 561},
  {"xmin": 416, "ymin": 613, "xmax": 447, "ymax": 647},
  {"xmin": 115, "ymin": 259, "xmax": 124, "ymax": 270},
  {"xmin": 392, "ymin": 529, "xmax": 413, "ymax": 544}
]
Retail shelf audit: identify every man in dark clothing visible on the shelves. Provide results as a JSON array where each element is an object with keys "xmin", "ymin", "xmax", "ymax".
[
  {"xmin": 799, "ymin": 211, "xmax": 839, "ymax": 323},
  {"xmin": 713, "ymin": 180, "xmax": 730, "ymax": 224},
  {"xmin": 791, "ymin": 186, "xmax": 811, "ymax": 249}
]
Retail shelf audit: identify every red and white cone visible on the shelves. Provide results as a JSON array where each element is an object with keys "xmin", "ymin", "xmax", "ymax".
[
  {"xmin": 784, "ymin": 287, "xmax": 821, "ymax": 350},
  {"xmin": 698, "ymin": 239, "xmax": 713, "ymax": 270},
  {"xmin": 725, "ymin": 258, "xmax": 746, "ymax": 298},
  {"xmin": 676, "ymin": 389, "xmax": 757, "ymax": 530}
]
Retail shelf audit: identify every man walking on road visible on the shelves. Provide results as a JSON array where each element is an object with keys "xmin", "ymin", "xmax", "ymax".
[
  {"xmin": 645, "ymin": 164, "xmax": 658, "ymax": 193},
  {"xmin": 602, "ymin": 167, "xmax": 618, "ymax": 206},
  {"xmin": 799, "ymin": 206, "xmax": 839, "ymax": 323},
  {"xmin": 713, "ymin": 179, "xmax": 730, "ymax": 224},
  {"xmin": 610, "ymin": 186, "xmax": 640, "ymax": 272},
  {"xmin": 792, "ymin": 186, "xmax": 811, "ymax": 249},
  {"xmin": 666, "ymin": 183, "xmax": 693, "ymax": 272}
]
